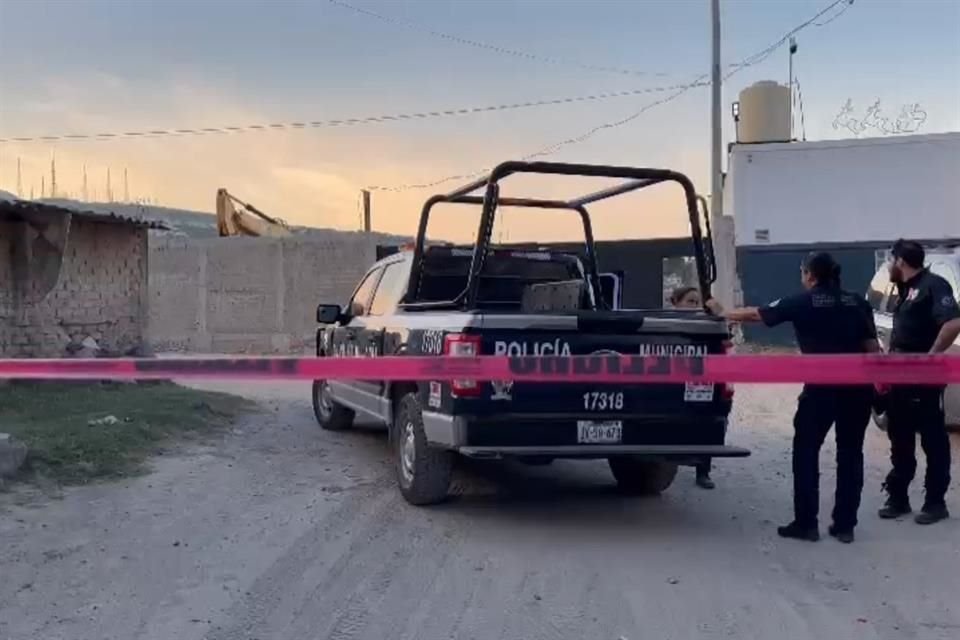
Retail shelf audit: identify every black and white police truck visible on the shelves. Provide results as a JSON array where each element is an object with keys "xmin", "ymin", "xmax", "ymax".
[{"xmin": 312, "ymin": 161, "xmax": 748, "ymax": 505}]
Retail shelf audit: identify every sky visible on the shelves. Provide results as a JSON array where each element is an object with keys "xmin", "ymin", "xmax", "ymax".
[{"xmin": 0, "ymin": 0, "xmax": 958, "ymax": 242}]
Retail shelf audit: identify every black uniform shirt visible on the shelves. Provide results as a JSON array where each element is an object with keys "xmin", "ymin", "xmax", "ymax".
[
  {"xmin": 757, "ymin": 285, "xmax": 877, "ymax": 354},
  {"xmin": 890, "ymin": 269, "xmax": 960, "ymax": 353}
]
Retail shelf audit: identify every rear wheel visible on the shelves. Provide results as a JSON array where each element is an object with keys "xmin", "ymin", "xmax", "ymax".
[
  {"xmin": 394, "ymin": 392, "xmax": 454, "ymax": 505},
  {"xmin": 312, "ymin": 380, "xmax": 354, "ymax": 431},
  {"xmin": 608, "ymin": 458, "xmax": 678, "ymax": 495}
]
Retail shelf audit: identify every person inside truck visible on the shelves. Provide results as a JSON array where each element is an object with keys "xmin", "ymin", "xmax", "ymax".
[
  {"xmin": 669, "ymin": 286, "xmax": 715, "ymax": 490},
  {"xmin": 706, "ymin": 253, "xmax": 880, "ymax": 544}
]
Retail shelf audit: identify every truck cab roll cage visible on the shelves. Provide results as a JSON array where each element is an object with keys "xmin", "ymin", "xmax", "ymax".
[{"xmin": 402, "ymin": 160, "xmax": 715, "ymax": 311}]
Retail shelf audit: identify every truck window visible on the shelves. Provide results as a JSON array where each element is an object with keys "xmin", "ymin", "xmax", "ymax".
[
  {"xmin": 930, "ymin": 261, "xmax": 960, "ymax": 299},
  {"xmin": 415, "ymin": 250, "xmax": 583, "ymax": 309},
  {"xmin": 348, "ymin": 268, "xmax": 382, "ymax": 316},
  {"xmin": 866, "ymin": 266, "xmax": 891, "ymax": 312},
  {"xmin": 368, "ymin": 260, "xmax": 409, "ymax": 316}
]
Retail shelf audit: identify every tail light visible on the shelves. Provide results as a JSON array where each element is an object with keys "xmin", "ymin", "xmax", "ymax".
[
  {"xmin": 444, "ymin": 334, "xmax": 482, "ymax": 397},
  {"xmin": 720, "ymin": 339, "xmax": 735, "ymax": 400}
]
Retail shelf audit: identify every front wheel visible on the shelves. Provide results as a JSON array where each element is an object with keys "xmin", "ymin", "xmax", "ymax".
[
  {"xmin": 608, "ymin": 458, "xmax": 678, "ymax": 495},
  {"xmin": 394, "ymin": 392, "xmax": 454, "ymax": 506},
  {"xmin": 312, "ymin": 380, "xmax": 355, "ymax": 431}
]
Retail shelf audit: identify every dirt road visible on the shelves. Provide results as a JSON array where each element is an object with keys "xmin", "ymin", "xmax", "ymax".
[{"xmin": 2, "ymin": 382, "xmax": 958, "ymax": 640}]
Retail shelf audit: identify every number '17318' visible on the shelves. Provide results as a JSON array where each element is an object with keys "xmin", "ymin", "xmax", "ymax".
[{"xmin": 583, "ymin": 391, "xmax": 624, "ymax": 411}]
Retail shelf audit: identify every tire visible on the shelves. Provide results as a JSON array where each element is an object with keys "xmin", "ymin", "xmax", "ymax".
[
  {"xmin": 312, "ymin": 380, "xmax": 354, "ymax": 431},
  {"xmin": 607, "ymin": 458, "xmax": 678, "ymax": 496},
  {"xmin": 394, "ymin": 392, "xmax": 454, "ymax": 506}
]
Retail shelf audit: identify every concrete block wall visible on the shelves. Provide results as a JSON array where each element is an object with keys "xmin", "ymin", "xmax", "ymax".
[
  {"xmin": 149, "ymin": 231, "xmax": 398, "ymax": 354},
  {"xmin": 0, "ymin": 219, "xmax": 148, "ymax": 357}
]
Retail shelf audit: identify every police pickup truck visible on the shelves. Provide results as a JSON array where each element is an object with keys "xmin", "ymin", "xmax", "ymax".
[{"xmin": 312, "ymin": 161, "xmax": 748, "ymax": 505}]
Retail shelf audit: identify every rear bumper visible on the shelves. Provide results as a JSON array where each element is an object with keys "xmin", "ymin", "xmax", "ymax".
[
  {"xmin": 458, "ymin": 444, "xmax": 751, "ymax": 459},
  {"xmin": 422, "ymin": 410, "xmax": 742, "ymax": 457}
]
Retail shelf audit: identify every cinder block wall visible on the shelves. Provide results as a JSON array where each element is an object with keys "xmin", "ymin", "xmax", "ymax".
[
  {"xmin": 0, "ymin": 219, "xmax": 147, "ymax": 357},
  {"xmin": 149, "ymin": 232, "xmax": 402, "ymax": 354}
]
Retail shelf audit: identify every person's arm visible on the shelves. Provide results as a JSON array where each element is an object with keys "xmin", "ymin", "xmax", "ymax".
[
  {"xmin": 928, "ymin": 280, "xmax": 960, "ymax": 354},
  {"xmin": 859, "ymin": 298, "xmax": 882, "ymax": 354},
  {"xmin": 705, "ymin": 299, "xmax": 762, "ymax": 323},
  {"xmin": 931, "ymin": 318, "xmax": 960, "ymax": 354},
  {"xmin": 707, "ymin": 294, "xmax": 805, "ymax": 327}
]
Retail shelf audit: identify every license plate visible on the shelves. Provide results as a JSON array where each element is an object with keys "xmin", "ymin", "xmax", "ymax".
[
  {"xmin": 684, "ymin": 382, "xmax": 714, "ymax": 402},
  {"xmin": 577, "ymin": 420, "xmax": 623, "ymax": 444}
]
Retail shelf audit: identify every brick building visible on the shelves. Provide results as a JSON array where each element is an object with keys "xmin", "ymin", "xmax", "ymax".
[{"xmin": 0, "ymin": 196, "xmax": 166, "ymax": 358}]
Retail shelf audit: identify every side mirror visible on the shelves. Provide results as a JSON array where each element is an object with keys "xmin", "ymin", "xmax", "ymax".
[{"xmin": 316, "ymin": 304, "xmax": 343, "ymax": 324}]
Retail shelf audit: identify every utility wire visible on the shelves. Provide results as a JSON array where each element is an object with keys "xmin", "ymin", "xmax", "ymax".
[
  {"xmin": 368, "ymin": 0, "xmax": 854, "ymax": 192},
  {"xmin": 368, "ymin": 79, "xmax": 702, "ymax": 192},
  {"xmin": 731, "ymin": 0, "xmax": 851, "ymax": 69},
  {"xmin": 327, "ymin": 0, "xmax": 678, "ymax": 79},
  {"xmin": 813, "ymin": 0, "xmax": 856, "ymax": 27},
  {"xmin": 2, "ymin": 0, "xmax": 850, "ymax": 146},
  {"xmin": 0, "ymin": 84, "xmax": 706, "ymax": 144}
]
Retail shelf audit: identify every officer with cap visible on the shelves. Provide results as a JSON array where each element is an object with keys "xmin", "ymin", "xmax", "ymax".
[
  {"xmin": 877, "ymin": 239, "xmax": 960, "ymax": 525},
  {"xmin": 707, "ymin": 252, "xmax": 879, "ymax": 543}
]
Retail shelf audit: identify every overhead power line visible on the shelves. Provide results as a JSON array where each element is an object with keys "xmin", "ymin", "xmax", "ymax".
[
  {"xmin": 0, "ymin": 83, "xmax": 707, "ymax": 144},
  {"xmin": 369, "ymin": 80, "xmax": 702, "ymax": 192},
  {"xmin": 732, "ymin": 0, "xmax": 853, "ymax": 69},
  {"xmin": 368, "ymin": 0, "xmax": 854, "ymax": 192},
  {"xmin": 813, "ymin": 0, "xmax": 856, "ymax": 27},
  {"xmin": 327, "ymin": 0, "xmax": 678, "ymax": 79}
]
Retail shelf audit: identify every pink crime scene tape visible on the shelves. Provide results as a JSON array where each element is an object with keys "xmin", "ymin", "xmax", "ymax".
[{"xmin": 0, "ymin": 354, "xmax": 959, "ymax": 385}]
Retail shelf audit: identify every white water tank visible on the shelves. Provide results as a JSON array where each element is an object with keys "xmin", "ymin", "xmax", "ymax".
[{"xmin": 737, "ymin": 81, "xmax": 791, "ymax": 143}]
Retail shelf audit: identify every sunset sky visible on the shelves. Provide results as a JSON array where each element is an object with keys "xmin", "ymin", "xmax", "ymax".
[{"xmin": 1, "ymin": 0, "xmax": 958, "ymax": 242}]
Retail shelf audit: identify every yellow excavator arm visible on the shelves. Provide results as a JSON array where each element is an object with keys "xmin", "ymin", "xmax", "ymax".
[{"xmin": 216, "ymin": 188, "xmax": 292, "ymax": 237}]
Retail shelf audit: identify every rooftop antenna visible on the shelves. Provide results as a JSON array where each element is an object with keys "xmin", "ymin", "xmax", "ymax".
[
  {"xmin": 106, "ymin": 168, "xmax": 113, "ymax": 202},
  {"xmin": 16, "ymin": 157, "xmax": 22, "ymax": 197},
  {"xmin": 82, "ymin": 165, "xmax": 88, "ymax": 201},
  {"xmin": 123, "ymin": 168, "xmax": 129, "ymax": 202},
  {"xmin": 41, "ymin": 175, "xmax": 45, "ymax": 198}
]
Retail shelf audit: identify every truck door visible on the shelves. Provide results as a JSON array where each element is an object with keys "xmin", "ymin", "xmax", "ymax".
[
  {"xmin": 364, "ymin": 257, "xmax": 413, "ymax": 399},
  {"xmin": 328, "ymin": 266, "xmax": 382, "ymax": 414}
]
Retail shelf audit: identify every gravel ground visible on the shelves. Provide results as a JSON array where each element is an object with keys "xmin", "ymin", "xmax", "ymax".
[{"xmin": 1, "ymin": 381, "xmax": 958, "ymax": 640}]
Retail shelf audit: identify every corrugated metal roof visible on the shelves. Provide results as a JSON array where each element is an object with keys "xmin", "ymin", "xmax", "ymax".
[{"xmin": 0, "ymin": 197, "xmax": 169, "ymax": 230}]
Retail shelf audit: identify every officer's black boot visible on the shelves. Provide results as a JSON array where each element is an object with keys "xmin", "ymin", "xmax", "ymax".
[
  {"xmin": 695, "ymin": 470, "xmax": 715, "ymax": 490},
  {"xmin": 878, "ymin": 482, "xmax": 912, "ymax": 519},
  {"xmin": 915, "ymin": 503, "xmax": 949, "ymax": 525},
  {"xmin": 827, "ymin": 524, "xmax": 854, "ymax": 544},
  {"xmin": 878, "ymin": 496, "xmax": 912, "ymax": 519},
  {"xmin": 777, "ymin": 521, "xmax": 820, "ymax": 542}
]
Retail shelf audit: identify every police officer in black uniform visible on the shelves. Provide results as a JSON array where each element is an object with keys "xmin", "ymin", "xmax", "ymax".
[
  {"xmin": 707, "ymin": 252, "xmax": 879, "ymax": 543},
  {"xmin": 877, "ymin": 240, "xmax": 960, "ymax": 525}
]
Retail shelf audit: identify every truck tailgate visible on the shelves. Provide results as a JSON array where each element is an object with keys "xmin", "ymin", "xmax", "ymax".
[{"xmin": 465, "ymin": 312, "xmax": 731, "ymax": 419}]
